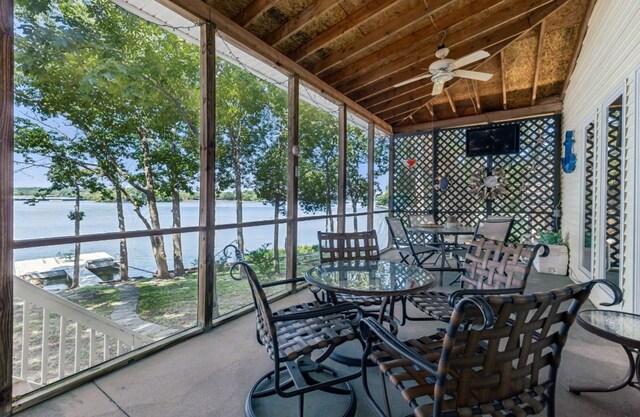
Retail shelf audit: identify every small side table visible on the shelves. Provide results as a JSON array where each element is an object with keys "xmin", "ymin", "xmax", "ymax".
[{"xmin": 569, "ymin": 309, "xmax": 640, "ymax": 394}]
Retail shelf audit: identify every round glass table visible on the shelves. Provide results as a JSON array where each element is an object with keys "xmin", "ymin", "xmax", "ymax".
[
  {"xmin": 305, "ymin": 260, "xmax": 437, "ymax": 365},
  {"xmin": 306, "ymin": 259, "xmax": 437, "ymax": 324},
  {"xmin": 569, "ymin": 309, "xmax": 640, "ymax": 394}
]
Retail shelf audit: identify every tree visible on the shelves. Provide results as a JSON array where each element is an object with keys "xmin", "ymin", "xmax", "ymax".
[
  {"xmin": 215, "ymin": 61, "xmax": 273, "ymax": 253},
  {"xmin": 346, "ymin": 124, "xmax": 369, "ymax": 231},
  {"xmin": 298, "ymin": 102, "xmax": 339, "ymax": 231},
  {"xmin": 15, "ymin": 0, "xmax": 200, "ymax": 278},
  {"xmin": 15, "ymin": 120, "xmax": 103, "ymax": 287}
]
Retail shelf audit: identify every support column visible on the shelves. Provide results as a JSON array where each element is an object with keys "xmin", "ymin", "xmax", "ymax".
[
  {"xmin": 338, "ymin": 105, "xmax": 347, "ymax": 233},
  {"xmin": 367, "ymin": 123, "xmax": 375, "ymax": 231},
  {"xmin": 198, "ymin": 22, "xmax": 216, "ymax": 328},
  {"xmin": 286, "ymin": 75, "xmax": 299, "ymax": 284},
  {"xmin": 0, "ymin": 1, "xmax": 13, "ymax": 414}
]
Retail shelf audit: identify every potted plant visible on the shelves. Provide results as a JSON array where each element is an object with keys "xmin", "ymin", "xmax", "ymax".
[{"xmin": 533, "ymin": 230, "xmax": 569, "ymax": 275}]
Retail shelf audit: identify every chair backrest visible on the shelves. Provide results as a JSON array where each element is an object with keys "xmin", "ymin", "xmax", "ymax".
[
  {"xmin": 230, "ymin": 262, "xmax": 275, "ymax": 349},
  {"xmin": 474, "ymin": 216, "xmax": 514, "ymax": 242},
  {"xmin": 433, "ymin": 280, "xmax": 622, "ymax": 413},
  {"xmin": 461, "ymin": 238, "xmax": 536, "ymax": 291},
  {"xmin": 386, "ymin": 217, "xmax": 411, "ymax": 247},
  {"xmin": 317, "ymin": 230, "xmax": 380, "ymax": 263},
  {"xmin": 408, "ymin": 213, "xmax": 435, "ymax": 226}
]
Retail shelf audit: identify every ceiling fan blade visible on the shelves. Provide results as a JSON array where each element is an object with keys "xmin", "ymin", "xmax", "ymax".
[
  {"xmin": 431, "ymin": 80, "xmax": 445, "ymax": 96},
  {"xmin": 451, "ymin": 50, "xmax": 490, "ymax": 69},
  {"xmin": 393, "ymin": 73, "xmax": 431, "ymax": 88},
  {"xmin": 453, "ymin": 69, "xmax": 493, "ymax": 81}
]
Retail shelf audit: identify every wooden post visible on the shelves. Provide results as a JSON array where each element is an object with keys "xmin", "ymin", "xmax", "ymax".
[
  {"xmin": 337, "ymin": 104, "xmax": 347, "ymax": 233},
  {"xmin": 286, "ymin": 75, "xmax": 299, "ymax": 284},
  {"xmin": 198, "ymin": 22, "xmax": 216, "ymax": 329},
  {"xmin": 367, "ymin": 123, "xmax": 375, "ymax": 231},
  {"xmin": 0, "ymin": 1, "xmax": 13, "ymax": 414},
  {"xmin": 388, "ymin": 133, "xmax": 395, "ymax": 223}
]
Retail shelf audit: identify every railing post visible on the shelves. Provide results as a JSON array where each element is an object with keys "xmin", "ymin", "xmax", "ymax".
[
  {"xmin": 0, "ymin": 0, "xmax": 14, "ymax": 413},
  {"xmin": 198, "ymin": 21, "xmax": 216, "ymax": 328}
]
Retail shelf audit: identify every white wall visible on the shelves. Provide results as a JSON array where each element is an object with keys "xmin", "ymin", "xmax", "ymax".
[{"xmin": 562, "ymin": 0, "xmax": 639, "ymax": 311}]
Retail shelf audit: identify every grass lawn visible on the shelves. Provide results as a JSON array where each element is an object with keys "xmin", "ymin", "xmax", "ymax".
[
  {"xmin": 65, "ymin": 285, "xmax": 121, "ymax": 318},
  {"xmin": 136, "ymin": 275, "xmax": 198, "ymax": 329}
]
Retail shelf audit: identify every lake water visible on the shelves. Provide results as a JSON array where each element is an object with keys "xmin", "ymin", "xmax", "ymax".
[{"xmin": 14, "ymin": 199, "xmax": 388, "ymax": 280}]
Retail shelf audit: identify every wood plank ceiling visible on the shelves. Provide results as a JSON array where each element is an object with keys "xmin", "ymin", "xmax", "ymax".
[{"xmin": 207, "ymin": 0, "xmax": 593, "ymax": 132}]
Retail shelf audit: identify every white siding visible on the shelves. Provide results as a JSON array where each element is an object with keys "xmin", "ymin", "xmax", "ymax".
[{"xmin": 562, "ymin": 0, "xmax": 639, "ymax": 310}]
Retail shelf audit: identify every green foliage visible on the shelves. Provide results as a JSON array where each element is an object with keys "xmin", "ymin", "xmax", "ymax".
[
  {"xmin": 539, "ymin": 230, "xmax": 563, "ymax": 245},
  {"xmin": 244, "ymin": 244, "xmax": 277, "ymax": 278}
]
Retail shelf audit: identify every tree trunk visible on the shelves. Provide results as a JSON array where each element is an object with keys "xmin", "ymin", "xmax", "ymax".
[
  {"xmin": 138, "ymin": 128, "xmax": 170, "ymax": 278},
  {"xmin": 352, "ymin": 202, "xmax": 359, "ymax": 232},
  {"xmin": 72, "ymin": 183, "xmax": 81, "ymax": 288},
  {"xmin": 231, "ymin": 129, "xmax": 245, "ymax": 253},
  {"xmin": 171, "ymin": 184, "xmax": 185, "ymax": 276},
  {"xmin": 115, "ymin": 186, "xmax": 129, "ymax": 281},
  {"xmin": 273, "ymin": 201, "xmax": 280, "ymax": 274}
]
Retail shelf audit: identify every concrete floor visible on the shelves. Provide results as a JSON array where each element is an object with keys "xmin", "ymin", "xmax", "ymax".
[{"xmin": 17, "ymin": 253, "xmax": 640, "ymax": 417}]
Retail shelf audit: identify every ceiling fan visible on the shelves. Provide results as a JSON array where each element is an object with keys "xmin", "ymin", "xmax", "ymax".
[{"xmin": 394, "ymin": 45, "xmax": 493, "ymax": 95}]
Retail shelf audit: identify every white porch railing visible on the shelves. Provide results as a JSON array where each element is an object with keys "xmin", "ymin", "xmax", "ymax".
[{"xmin": 13, "ymin": 277, "xmax": 152, "ymax": 391}]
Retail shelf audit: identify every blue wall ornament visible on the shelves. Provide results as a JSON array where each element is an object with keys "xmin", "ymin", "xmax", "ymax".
[{"xmin": 561, "ymin": 130, "xmax": 577, "ymax": 173}]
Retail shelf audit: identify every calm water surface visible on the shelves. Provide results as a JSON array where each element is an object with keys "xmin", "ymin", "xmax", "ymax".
[{"xmin": 14, "ymin": 200, "xmax": 388, "ymax": 279}]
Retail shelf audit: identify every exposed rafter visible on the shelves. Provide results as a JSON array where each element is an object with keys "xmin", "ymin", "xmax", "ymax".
[
  {"xmin": 445, "ymin": 89, "xmax": 457, "ymax": 115},
  {"xmin": 264, "ymin": 0, "xmax": 339, "ymax": 47},
  {"xmin": 531, "ymin": 20, "xmax": 546, "ymax": 105},
  {"xmin": 340, "ymin": 0, "xmax": 565, "ymax": 99},
  {"xmin": 472, "ymin": 80, "xmax": 482, "ymax": 113},
  {"xmin": 289, "ymin": 0, "xmax": 399, "ymax": 62},
  {"xmin": 311, "ymin": 0, "xmax": 455, "ymax": 75},
  {"xmin": 500, "ymin": 50, "xmax": 507, "ymax": 110},
  {"xmin": 234, "ymin": 0, "xmax": 272, "ymax": 28}
]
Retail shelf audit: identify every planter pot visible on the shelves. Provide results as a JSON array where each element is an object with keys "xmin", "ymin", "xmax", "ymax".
[{"xmin": 533, "ymin": 244, "xmax": 568, "ymax": 276}]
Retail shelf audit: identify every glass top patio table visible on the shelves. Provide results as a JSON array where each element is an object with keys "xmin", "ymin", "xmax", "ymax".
[
  {"xmin": 304, "ymin": 260, "xmax": 437, "ymax": 297},
  {"xmin": 407, "ymin": 224, "xmax": 476, "ymax": 235}
]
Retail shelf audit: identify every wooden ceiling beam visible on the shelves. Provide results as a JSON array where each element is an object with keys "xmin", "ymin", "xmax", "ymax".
[
  {"xmin": 264, "ymin": 0, "xmax": 340, "ymax": 47},
  {"xmin": 500, "ymin": 50, "xmax": 507, "ymax": 110},
  {"xmin": 561, "ymin": 0, "xmax": 597, "ymax": 99},
  {"xmin": 394, "ymin": 100, "xmax": 563, "ymax": 133},
  {"xmin": 159, "ymin": 0, "xmax": 393, "ymax": 133},
  {"xmin": 324, "ymin": 0, "xmax": 505, "ymax": 85},
  {"xmin": 235, "ymin": 0, "xmax": 272, "ymax": 28},
  {"xmin": 289, "ymin": 0, "xmax": 398, "ymax": 62},
  {"xmin": 531, "ymin": 20, "xmax": 545, "ymax": 106},
  {"xmin": 472, "ymin": 80, "xmax": 482, "ymax": 113},
  {"xmin": 311, "ymin": 0, "xmax": 455, "ymax": 75},
  {"xmin": 445, "ymin": 90, "xmax": 457, "ymax": 115},
  {"xmin": 339, "ymin": 0, "xmax": 560, "ymax": 96}
]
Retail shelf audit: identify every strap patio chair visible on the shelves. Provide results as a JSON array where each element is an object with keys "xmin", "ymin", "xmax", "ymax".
[
  {"xmin": 402, "ymin": 238, "xmax": 548, "ymax": 324},
  {"xmin": 449, "ymin": 216, "xmax": 515, "ymax": 285},
  {"xmin": 360, "ymin": 279, "xmax": 622, "ymax": 417},
  {"xmin": 386, "ymin": 217, "xmax": 439, "ymax": 268},
  {"xmin": 230, "ymin": 261, "xmax": 363, "ymax": 417},
  {"xmin": 315, "ymin": 230, "xmax": 382, "ymax": 308}
]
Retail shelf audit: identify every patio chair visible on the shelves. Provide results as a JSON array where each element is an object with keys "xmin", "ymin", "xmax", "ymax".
[
  {"xmin": 402, "ymin": 238, "xmax": 546, "ymax": 324},
  {"xmin": 230, "ymin": 261, "xmax": 363, "ymax": 417},
  {"xmin": 449, "ymin": 216, "xmax": 515, "ymax": 285},
  {"xmin": 360, "ymin": 279, "xmax": 622, "ymax": 417},
  {"xmin": 386, "ymin": 217, "xmax": 439, "ymax": 268},
  {"xmin": 316, "ymin": 230, "xmax": 382, "ymax": 308}
]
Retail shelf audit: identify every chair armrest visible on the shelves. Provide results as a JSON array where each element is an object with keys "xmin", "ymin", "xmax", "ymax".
[
  {"xmin": 261, "ymin": 277, "xmax": 306, "ymax": 288},
  {"xmin": 359, "ymin": 317, "xmax": 439, "ymax": 376},
  {"xmin": 448, "ymin": 287, "xmax": 522, "ymax": 307},
  {"xmin": 588, "ymin": 279, "xmax": 623, "ymax": 307},
  {"xmin": 270, "ymin": 302, "xmax": 363, "ymax": 324}
]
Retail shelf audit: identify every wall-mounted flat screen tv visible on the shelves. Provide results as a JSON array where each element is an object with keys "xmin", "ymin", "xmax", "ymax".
[{"xmin": 466, "ymin": 124, "xmax": 520, "ymax": 157}]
